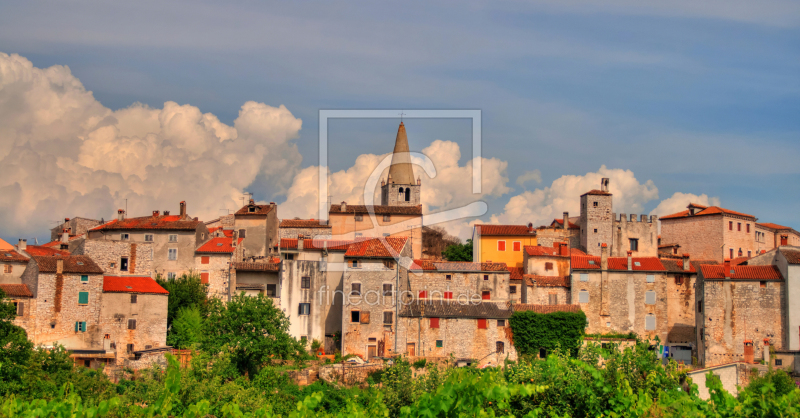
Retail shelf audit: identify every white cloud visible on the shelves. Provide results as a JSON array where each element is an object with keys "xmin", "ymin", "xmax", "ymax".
[
  {"xmin": 516, "ymin": 169, "xmax": 542, "ymax": 188},
  {"xmin": 649, "ymin": 192, "xmax": 721, "ymax": 218},
  {"xmin": 0, "ymin": 52, "xmax": 302, "ymax": 238}
]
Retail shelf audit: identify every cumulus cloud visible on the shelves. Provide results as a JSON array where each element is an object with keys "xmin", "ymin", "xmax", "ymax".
[
  {"xmin": 0, "ymin": 52, "xmax": 302, "ymax": 238},
  {"xmin": 516, "ymin": 169, "xmax": 542, "ymax": 188},
  {"xmin": 649, "ymin": 192, "xmax": 721, "ymax": 218}
]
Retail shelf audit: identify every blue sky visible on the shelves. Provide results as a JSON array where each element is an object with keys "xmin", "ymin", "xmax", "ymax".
[{"xmin": 0, "ymin": 0, "xmax": 798, "ymax": 241}]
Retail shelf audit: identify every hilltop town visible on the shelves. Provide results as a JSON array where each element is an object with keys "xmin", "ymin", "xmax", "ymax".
[{"xmin": 2, "ymin": 121, "xmax": 799, "ymax": 386}]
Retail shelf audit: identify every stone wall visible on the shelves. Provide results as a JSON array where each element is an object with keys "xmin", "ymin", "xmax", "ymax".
[
  {"xmin": 279, "ymin": 226, "xmax": 332, "ymax": 239},
  {"xmin": 721, "ymin": 217, "xmax": 758, "ymax": 259},
  {"xmin": 665, "ymin": 272, "xmax": 696, "ymax": 347},
  {"xmin": 611, "ymin": 214, "xmax": 658, "ymax": 257},
  {"xmin": 536, "ymin": 227, "xmax": 580, "ymax": 250},
  {"xmin": 51, "ymin": 217, "xmax": 102, "ymax": 241},
  {"xmin": 79, "ymin": 239, "xmax": 154, "ymax": 276},
  {"xmin": 281, "ymin": 260, "xmax": 328, "ymax": 343},
  {"xmin": 408, "ymin": 270, "xmax": 511, "ymax": 303},
  {"xmin": 580, "ymin": 193, "xmax": 613, "ymax": 256},
  {"xmin": 660, "ymin": 216, "xmax": 724, "ymax": 262},
  {"xmin": 195, "ymin": 252, "xmax": 233, "ymax": 300},
  {"xmin": 30, "ymin": 271, "xmax": 105, "ymax": 349},
  {"xmin": 100, "ymin": 292, "xmax": 168, "ymax": 364},
  {"xmin": 527, "ymin": 285, "xmax": 571, "ymax": 305}
]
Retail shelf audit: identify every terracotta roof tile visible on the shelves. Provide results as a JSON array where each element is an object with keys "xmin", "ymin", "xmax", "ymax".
[
  {"xmin": 24, "ymin": 245, "xmax": 70, "ymax": 257},
  {"xmin": 208, "ymin": 227, "xmax": 234, "ymax": 238},
  {"xmin": 524, "ymin": 275, "xmax": 570, "ymax": 287},
  {"xmin": 550, "ymin": 219, "xmax": 580, "ymax": 229},
  {"xmin": 32, "ymin": 255, "xmax": 103, "ymax": 274},
  {"xmin": 1, "ymin": 249, "xmax": 29, "ymax": 263},
  {"xmin": 280, "ymin": 238, "xmax": 355, "ymax": 251},
  {"xmin": 661, "ymin": 205, "xmax": 755, "ymax": 220},
  {"xmin": 476, "ymin": 224, "xmax": 536, "ymax": 236},
  {"xmin": 512, "ymin": 304, "xmax": 582, "ymax": 314},
  {"xmin": 700, "ymin": 264, "xmax": 782, "ymax": 280},
  {"xmin": 581, "ymin": 189, "xmax": 612, "ymax": 196},
  {"xmin": 196, "ymin": 237, "xmax": 243, "ymax": 254},
  {"xmin": 780, "ymin": 248, "xmax": 800, "ymax": 264},
  {"xmin": 399, "ymin": 300, "xmax": 512, "ymax": 319},
  {"xmin": 103, "ymin": 276, "xmax": 168, "ymax": 294},
  {"xmin": 90, "ymin": 215, "xmax": 201, "ymax": 231},
  {"xmin": 235, "ymin": 203, "xmax": 274, "ymax": 217},
  {"xmin": 757, "ymin": 222, "xmax": 792, "ymax": 230},
  {"xmin": 524, "ymin": 245, "xmax": 569, "ymax": 257},
  {"xmin": 0, "ymin": 284, "xmax": 33, "ymax": 298},
  {"xmin": 508, "ymin": 267, "xmax": 524, "ymax": 281},
  {"xmin": 571, "ymin": 255, "xmax": 666, "ymax": 271},
  {"xmin": 329, "ymin": 204, "xmax": 422, "ymax": 216},
  {"xmin": 345, "ymin": 237, "xmax": 408, "ymax": 258},
  {"xmin": 279, "ymin": 219, "xmax": 331, "ymax": 228},
  {"xmin": 231, "ymin": 262, "xmax": 280, "ymax": 272},
  {"xmin": 730, "ymin": 257, "xmax": 750, "ymax": 266},
  {"xmin": 409, "ymin": 259, "xmax": 509, "ymax": 272}
]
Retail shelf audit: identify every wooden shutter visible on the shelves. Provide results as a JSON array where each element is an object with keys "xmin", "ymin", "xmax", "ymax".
[
  {"xmin": 477, "ymin": 318, "xmax": 487, "ymax": 329},
  {"xmin": 430, "ymin": 317, "xmax": 440, "ymax": 328},
  {"xmin": 201, "ymin": 273, "xmax": 209, "ymax": 284},
  {"xmin": 201, "ymin": 256, "xmax": 209, "ymax": 264},
  {"xmin": 444, "ymin": 291, "xmax": 453, "ymax": 299},
  {"xmin": 383, "ymin": 311, "xmax": 393, "ymax": 324},
  {"xmin": 482, "ymin": 291, "xmax": 490, "ymax": 300},
  {"xmin": 78, "ymin": 292, "xmax": 89, "ymax": 305},
  {"xmin": 419, "ymin": 290, "xmax": 427, "ymax": 298},
  {"xmin": 16, "ymin": 302, "xmax": 24, "ymax": 316},
  {"xmin": 360, "ymin": 312, "xmax": 370, "ymax": 324},
  {"xmin": 128, "ymin": 319, "xmax": 137, "ymax": 330}
]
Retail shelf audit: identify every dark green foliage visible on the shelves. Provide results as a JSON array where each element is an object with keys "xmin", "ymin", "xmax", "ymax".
[
  {"xmin": 201, "ymin": 293, "xmax": 306, "ymax": 376},
  {"xmin": 585, "ymin": 331, "xmax": 638, "ymax": 340},
  {"xmin": 741, "ymin": 368, "xmax": 797, "ymax": 399},
  {"xmin": 0, "ymin": 288, "xmax": 34, "ymax": 395},
  {"xmin": 167, "ymin": 306, "xmax": 204, "ymax": 349},
  {"xmin": 411, "ymin": 358, "xmax": 427, "ymax": 369},
  {"xmin": 156, "ymin": 272, "xmax": 208, "ymax": 330},
  {"xmin": 509, "ymin": 310, "xmax": 587, "ymax": 357},
  {"xmin": 442, "ymin": 239, "xmax": 472, "ymax": 261}
]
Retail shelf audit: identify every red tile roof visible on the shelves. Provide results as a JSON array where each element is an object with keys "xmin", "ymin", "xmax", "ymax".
[
  {"xmin": 196, "ymin": 237, "xmax": 243, "ymax": 254},
  {"xmin": 476, "ymin": 224, "xmax": 536, "ymax": 236},
  {"xmin": 570, "ymin": 248, "xmax": 586, "ymax": 255},
  {"xmin": 231, "ymin": 262, "xmax": 280, "ymax": 272},
  {"xmin": 329, "ymin": 204, "xmax": 423, "ymax": 216},
  {"xmin": 550, "ymin": 219, "xmax": 580, "ymax": 229},
  {"xmin": 512, "ymin": 304, "xmax": 582, "ymax": 314},
  {"xmin": 208, "ymin": 227, "xmax": 234, "ymax": 237},
  {"xmin": 524, "ymin": 275, "xmax": 570, "ymax": 287},
  {"xmin": 757, "ymin": 222, "xmax": 792, "ymax": 230},
  {"xmin": 90, "ymin": 215, "xmax": 201, "ymax": 231},
  {"xmin": 730, "ymin": 257, "xmax": 750, "ymax": 266},
  {"xmin": 524, "ymin": 245, "xmax": 569, "ymax": 257},
  {"xmin": 508, "ymin": 267, "xmax": 524, "ymax": 281},
  {"xmin": 279, "ymin": 219, "xmax": 331, "ymax": 228},
  {"xmin": 581, "ymin": 189, "xmax": 612, "ymax": 196},
  {"xmin": 0, "ymin": 284, "xmax": 33, "ymax": 298},
  {"xmin": 780, "ymin": 248, "xmax": 800, "ymax": 265},
  {"xmin": 24, "ymin": 245, "xmax": 70, "ymax": 257},
  {"xmin": 661, "ymin": 205, "xmax": 756, "ymax": 220},
  {"xmin": 345, "ymin": 237, "xmax": 408, "ymax": 258},
  {"xmin": 280, "ymin": 238, "xmax": 355, "ymax": 251},
  {"xmin": 103, "ymin": 276, "xmax": 168, "ymax": 295},
  {"xmin": 42, "ymin": 236, "xmax": 82, "ymax": 246},
  {"xmin": 700, "ymin": 264, "xmax": 782, "ymax": 280},
  {"xmin": 660, "ymin": 258, "xmax": 696, "ymax": 273},
  {"xmin": 235, "ymin": 202, "xmax": 274, "ymax": 217},
  {"xmin": 409, "ymin": 259, "xmax": 509, "ymax": 272},
  {"xmin": 571, "ymin": 255, "xmax": 666, "ymax": 271},
  {"xmin": 1, "ymin": 249, "xmax": 29, "ymax": 263},
  {"xmin": 32, "ymin": 255, "xmax": 104, "ymax": 274}
]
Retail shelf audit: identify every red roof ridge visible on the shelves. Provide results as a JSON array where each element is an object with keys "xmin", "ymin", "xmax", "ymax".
[{"xmin": 103, "ymin": 276, "xmax": 169, "ymax": 294}]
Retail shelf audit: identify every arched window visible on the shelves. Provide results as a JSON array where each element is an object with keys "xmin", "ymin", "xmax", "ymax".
[
  {"xmin": 398, "ymin": 187, "xmax": 404, "ymax": 199},
  {"xmin": 405, "ymin": 188, "xmax": 410, "ymax": 201},
  {"xmin": 738, "ymin": 248, "xmax": 743, "ymax": 257}
]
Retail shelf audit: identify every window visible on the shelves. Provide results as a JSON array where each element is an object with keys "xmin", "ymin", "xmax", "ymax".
[
  {"xmin": 497, "ymin": 241, "xmax": 506, "ymax": 251},
  {"xmin": 351, "ymin": 311, "xmax": 360, "ymax": 323},
  {"xmin": 130, "ymin": 294, "xmax": 137, "ymax": 304},
  {"xmin": 285, "ymin": 253, "xmax": 295, "ymax": 260},
  {"xmin": 127, "ymin": 344, "xmax": 134, "ymax": 353},
  {"xmin": 169, "ymin": 234, "xmax": 178, "ymax": 242},
  {"xmin": 513, "ymin": 241, "xmax": 521, "ymax": 251},
  {"xmin": 351, "ymin": 259, "xmax": 359, "ymax": 268},
  {"xmin": 436, "ymin": 340, "xmax": 443, "ymax": 348},
  {"xmin": 81, "ymin": 275, "xmax": 88, "ymax": 282},
  {"xmin": 383, "ymin": 284, "xmax": 393, "ymax": 296},
  {"xmin": 510, "ymin": 285, "xmax": 517, "ymax": 294},
  {"xmin": 298, "ymin": 303, "xmax": 311, "ymax": 315},
  {"xmin": 75, "ymin": 321, "xmax": 87, "ymax": 332},
  {"xmin": 383, "ymin": 260, "xmax": 394, "ymax": 269},
  {"xmin": 201, "ymin": 256, "xmax": 209, "ymax": 264},
  {"xmin": 593, "ymin": 201, "xmax": 598, "ymax": 207},
  {"xmin": 301, "ymin": 276, "xmax": 311, "ymax": 289},
  {"xmin": 748, "ymin": 251, "xmax": 752, "ymax": 257},
  {"xmin": 78, "ymin": 292, "xmax": 89, "ymax": 305},
  {"xmin": 419, "ymin": 290, "xmax": 428, "ymax": 298},
  {"xmin": 266, "ymin": 284, "xmax": 277, "ymax": 297},
  {"xmin": 738, "ymin": 248, "xmax": 743, "ymax": 257},
  {"xmin": 594, "ymin": 229, "xmax": 598, "ymax": 233},
  {"xmin": 737, "ymin": 223, "xmax": 741, "ymax": 232},
  {"xmin": 579, "ymin": 290, "xmax": 589, "ymax": 303},
  {"xmin": 545, "ymin": 262, "xmax": 553, "ymax": 271},
  {"xmin": 539, "ymin": 348, "xmax": 547, "ymax": 358},
  {"xmin": 238, "ymin": 229, "xmax": 246, "ymax": 238},
  {"xmin": 383, "ymin": 215, "xmax": 391, "ymax": 222},
  {"xmin": 120, "ymin": 257, "xmax": 128, "ymax": 271},
  {"xmin": 477, "ymin": 318, "xmax": 487, "ymax": 329},
  {"xmin": 430, "ymin": 317, "xmax": 440, "ymax": 328},
  {"xmin": 120, "ymin": 233, "xmax": 129, "ymax": 240},
  {"xmin": 483, "ymin": 274, "xmax": 489, "ymax": 281},
  {"xmin": 354, "ymin": 215, "xmax": 363, "ymax": 221},
  {"xmin": 496, "ymin": 341, "xmax": 505, "ymax": 354},
  {"xmin": 383, "ymin": 311, "xmax": 393, "ymax": 324},
  {"xmin": 580, "ymin": 273, "xmax": 588, "ymax": 282},
  {"xmin": 128, "ymin": 319, "xmax": 137, "ymax": 330},
  {"xmin": 746, "ymin": 224, "xmax": 750, "ymax": 233},
  {"xmin": 729, "ymin": 221, "xmax": 733, "ymax": 231},
  {"xmin": 548, "ymin": 293, "xmax": 558, "ymax": 305},
  {"xmin": 776, "ymin": 359, "xmax": 783, "ymax": 366},
  {"xmin": 645, "ymin": 314, "xmax": 656, "ymax": 331},
  {"xmin": 444, "ymin": 291, "xmax": 453, "ymax": 299},
  {"xmin": 697, "ymin": 301, "xmax": 703, "ymax": 313},
  {"xmin": 3, "ymin": 264, "xmax": 11, "ymax": 274},
  {"xmin": 645, "ymin": 291, "xmax": 656, "ymax": 305},
  {"xmin": 200, "ymin": 272, "xmax": 209, "ymax": 283},
  {"xmin": 730, "ymin": 248, "xmax": 734, "ymax": 259},
  {"xmin": 646, "ymin": 274, "xmax": 655, "ymax": 283},
  {"xmin": 144, "ymin": 234, "xmax": 153, "ymax": 242},
  {"xmin": 351, "ymin": 283, "xmax": 361, "ymax": 296},
  {"xmin": 248, "ymin": 206, "xmax": 256, "ymax": 213},
  {"xmin": 167, "ymin": 272, "xmax": 176, "ymax": 280},
  {"xmin": 168, "ymin": 248, "xmax": 177, "ymax": 260},
  {"xmin": 497, "ymin": 319, "xmax": 506, "ymax": 327},
  {"xmin": 675, "ymin": 276, "xmax": 683, "ymax": 285},
  {"xmin": 629, "ymin": 238, "xmax": 639, "ymax": 252},
  {"xmin": 446, "ymin": 274, "xmax": 452, "ymax": 280},
  {"xmin": 355, "ymin": 232, "xmax": 363, "ymax": 237},
  {"xmin": 360, "ymin": 311, "xmax": 370, "ymax": 324},
  {"xmin": 14, "ymin": 302, "xmax": 24, "ymax": 316},
  {"xmin": 760, "ymin": 281, "xmax": 766, "ymax": 288},
  {"xmin": 482, "ymin": 291, "xmax": 490, "ymax": 300}
]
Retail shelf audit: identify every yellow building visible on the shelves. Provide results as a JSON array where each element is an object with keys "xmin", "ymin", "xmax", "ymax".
[{"xmin": 472, "ymin": 224, "xmax": 537, "ymax": 268}]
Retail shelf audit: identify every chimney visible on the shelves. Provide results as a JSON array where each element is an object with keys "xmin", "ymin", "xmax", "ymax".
[
  {"xmin": 682, "ymin": 253, "xmax": 690, "ymax": 271},
  {"xmin": 249, "ymin": 198, "xmax": 255, "ymax": 205},
  {"xmin": 298, "ymin": 234, "xmax": 304, "ymax": 251},
  {"xmin": 527, "ymin": 222, "xmax": 533, "ymax": 233},
  {"xmin": 559, "ymin": 242, "xmax": 569, "ymax": 257},
  {"xmin": 64, "ymin": 217, "xmax": 70, "ymax": 223},
  {"xmin": 563, "ymin": 212, "xmax": 569, "ymax": 230},
  {"xmin": 744, "ymin": 340, "xmax": 754, "ymax": 364},
  {"xmin": 341, "ymin": 201, "xmax": 347, "ymax": 212},
  {"xmin": 601, "ymin": 178, "xmax": 610, "ymax": 193},
  {"xmin": 163, "ymin": 211, "xmax": 170, "ymax": 216},
  {"xmin": 724, "ymin": 259, "xmax": 731, "ymax": 279},
  {"xmin": 56, "ymin": 258, "xmax": 64, "ymax": 274},
  {"xmin": 180, "ymin": 201, "xmax": 186, "ymax": 218},
  {"xmin": 17, "ymin": 239, "xmax": 26, "ymax": 252},
  {"xmin": 627, "ymin": 250, "xmax": 633, "ymax": 271},
  {"xmin": 61, "ymin": 229, "xmax": 69, "ymax": 244},
  {"xmin": 601, "ymin": 243, "xmax": 609, "ymax": 270},
  {"xmin": 153, "ymin": 210, "xmax": 159, "ymax": 217},
  {"xmin": 388, "ymin": 173, "xmax": 394, "ymax": 184},
  {"xmin": 117, "ymin": 209, "xmax": 125, "ymax": 222}
]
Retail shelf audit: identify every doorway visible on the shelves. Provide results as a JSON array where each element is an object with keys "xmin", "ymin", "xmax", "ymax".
[{"xmin": 406, "ymin": 343, "xmax": 416, "ymax": 356}]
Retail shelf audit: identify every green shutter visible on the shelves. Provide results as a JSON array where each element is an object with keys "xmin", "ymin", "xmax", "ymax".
[
  {"xmin": 75, "ymin": 321, "xmax": 79, "ymax": 332},
  {"xmin": 80, "ymin": 322, "xmax": 86, "ymax": 332},
  {"xmin": 81, "ymin": 275, "xmax": 88, "ymax": 282},
  {"xmin": 78, "ymin": 292, "xmax": 89, "ymax": 305}
]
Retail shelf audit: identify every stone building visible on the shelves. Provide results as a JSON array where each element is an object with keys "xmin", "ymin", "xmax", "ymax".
[
  {"xmin": 521, "ymin": 243, "xmax": 573, "ymax": 305},
  {"xmin": 329, "ymin": 203, "xmax": 423, "ymax": 259},
  {"xmin": 234, "ymin": 199, "xmax": 279, "ymax": 259},
  {"xmin": 579, "ymin": 179, "xmax": 658, "ymax": 257},
  {"xmin": 87, "ymin": 202, "xmax": 209, "ymax": 279},
  {"xmin": 279, "ymin": 219, "xmax": 332, "ymax": 239},
  {"xmin": 746, "ymin": 247, "xmax": 800, "ymax": 352},
  {"xmin": 2, "ymin": 283, "xmax": 35, "ymax": 333},
  {"xmin": 571, "ymin": 245, "xmax": 669, "ymax": 341},
  {"xmin": 755, "ymin": 223, "xmax": 800, "ymax": 253},
  {"xmin": 696, "ymin": 260, "xmax": 785, "ymax": 366},
  {"xmin": 50, "ymin": 217, "xmax": 102, "ymax": 242},
  {"xmin": 660, "ymin": 255, "xmax": 700, "ymax": 364},
  {"xmin": 195, "ymin": 232, "xmax": 244, "ymax": 300},
  {"xmin": 229, "ymin": 261, "xmax": 280, "ymax": 299},
  {"xmin": 471, "ymin": 224, "xmax": 538, "ymax": 268},
  {"xmin": 0, "ymin": 244, "xmax": 30, "ymax": 284},
  {"xmin": 536, "ymin": 213, "xmax": 580, "ymax": 249},
  {"xmin": 380, "ymin": 122, "xmax": 421, "ymax": 207},
  {"xmin": 71, "ymin": 238, "xmax": 154, "ymax": 277}
]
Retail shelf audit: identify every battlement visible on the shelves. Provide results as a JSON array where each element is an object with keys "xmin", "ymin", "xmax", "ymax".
[{"xmin": 613, "ymin": 213, "xmax": 658, "ymax": 224}]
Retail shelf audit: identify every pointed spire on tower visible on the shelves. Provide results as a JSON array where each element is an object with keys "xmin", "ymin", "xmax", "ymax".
[{"xmin": 387, "ymin": 122, "xmax": 415, "ymax": 185}]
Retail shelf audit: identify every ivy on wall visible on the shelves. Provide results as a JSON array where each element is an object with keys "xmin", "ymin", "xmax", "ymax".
[{"xmin": 509, "ymin": 311, "xmax": 587, "ymax": 357}]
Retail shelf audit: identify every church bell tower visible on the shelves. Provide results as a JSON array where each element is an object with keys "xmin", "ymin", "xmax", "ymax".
[{"xmin": 381, "ymin": 122, "xmax": 421, "ymax": 206}]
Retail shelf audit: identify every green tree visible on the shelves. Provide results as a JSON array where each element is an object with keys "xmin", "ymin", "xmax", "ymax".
[
  {"xmin": 442, "ymin": 239, "xmax": 473, "ymax": 261},
  {"xmin": 0, "ymin": 288, "xmax": 33, "ymax": 395},
  {"xmin": 202, "ymin": 293, "xmax": 305, "ymax": 376},
  {"xmin": 508, "ymin": 310, "xmax": 587, "ymax": 357},
  {"xmin": 167, "ymin": 306, "xmax": 204, "ymax": 349},
  {"xmin": 156, "ymin": 273, "xmax": 208, "ymax": 329}
]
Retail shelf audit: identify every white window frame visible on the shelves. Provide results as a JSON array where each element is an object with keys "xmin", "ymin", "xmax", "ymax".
[
  {"xmin": 580, "ymin": 273, "xmax": 589, "ymax": 282},
  {"xmin": 645, "ymin": 314, "xmax": 656, "ymax": 331},
  {"xmin": 646, "ymin": 274, "xmax": 655, "ymax": 283},
  {"xmin": 645, "ymin": 290, "xmax": 656, "ymax": 305},
  {"xmin": 168, "ymin": 248, "xmax": 178, "ymax": 261},
  {"xmin": 120, "ymin": 233, "xmax": 129, "ymax": 241},
  {"xmin": 167, "ymin": 272, "xmax": 176, "ymax": 280},
  {"xmin": 169, "ymin": 234, "xmax": 178, "ymax": 242},
  {"xmin": 144, "ymin": 234, "xmax": 154, "ymax": 242}
]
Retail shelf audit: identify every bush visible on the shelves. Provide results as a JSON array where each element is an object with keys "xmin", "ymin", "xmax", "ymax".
[{"xmin": 509, "ymin": 310, "xmax": 587, "ymax": 357}]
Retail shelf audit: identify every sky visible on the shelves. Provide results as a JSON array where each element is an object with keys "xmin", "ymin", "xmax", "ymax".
[{"xmin": 0, "ymin": 0, "xmax": 798, "ymax": 243}]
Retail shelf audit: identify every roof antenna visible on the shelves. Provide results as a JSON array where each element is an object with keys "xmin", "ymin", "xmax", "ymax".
[{"xmin": 399, "ymin": 111, "xmax": 405, "ymax": 123}]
